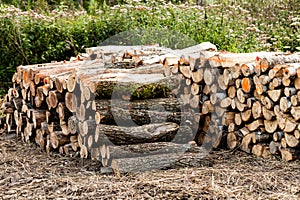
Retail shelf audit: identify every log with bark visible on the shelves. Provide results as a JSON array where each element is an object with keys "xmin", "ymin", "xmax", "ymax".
[{"xmin": 111, "ymin": 151, "xmax": 212, "ymax": 175}]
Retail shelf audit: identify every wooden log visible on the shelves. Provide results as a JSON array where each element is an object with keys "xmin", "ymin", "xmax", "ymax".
[
  {"xmin": 179, "ymin": 65, "xmax": 191, "ymax": 79},
  {"xmin": 227, "ymin": 131, "xmax": 243, "ymax": 150},
  {"xmin": 291, "ymin": 106, "xmax": 300, "ymax": 121},
  {"xmin": 191, "ymin": 83, "xmax": 201, "ymax": 95},
  {"xmin": 80, "ymin": 144, "xmax": 88, "ymax": 159},
  {"xmin": 221, "ymin": 112, "xmax": 235, "ymax": 126},
  {"xmin": 262, "ymin": 106, "xmax": 275, "ymax": 121},
  {"xmin": 252, "ymin": 131, "xmax": 271, "ymax": 144},
  {"xmin": 259, "ymin": 75, "xmax": 271, "ymax": 85},
  {"xmin": 246, "ymin": 119, "xmax": 264, "ymax": 132},
  {"xmin": 222, "ymin": 68, "xmax": 234, "ymax": 87},
  {"xmin": 294, "ymin": 77, "xmax": 300, "ymax": 90},
  {"xmin": 284, "ymin": 132, "xmax": 299, "ymax": 148},
  {"xmin": 236, "ymin": 88, "xmax": 249, "ymax": 104},
  {"xmin": 111, "ymin": 151, "xmax": 212, "ymax": 175},
  {"xmin": 60, "ymin": 120, "xmax": 70, "ymax": 136},
  {"xmin": 50, "ymin": 131, "xmax": 70, "ymax": 149},
  {"xmin": 191, "ymin": 69, "xmax": 204, "ymax": 83},
  {"xmin": 85, "ymin": 73, "xmax": 174, "ymax": 100},
  {"xmin": 65, "ymin": 92, "xmax": 78, "ymax": 113},
  {"xmin": 185, "ymin": 78, "xmax": 192, "ymax": 86},
  {"xmin": 252, "ymin": 144, "xmax": 265, "ymax": 157},
  {"xmin": 220, "ymin": 97, "xmax": 232, "ymax": 108},
  {"xmin": 240, "ymin": 133, "xmax": 254, "ymax": 154},
  {"xmin": 67, "ymin": 116, "xmax": 78, "ymax": 134},
  {"xmin": 48, "ymin": 90, "xmax": 64, "ymax": 109},
  {"xmin": 267, "ymin": 89, "xmax": 282, "ymax": 103},
  {"xmin": 282, "ymin": 77, "xmax": 291, "ymax": 87},
  {"xmin": 210, "ymin": 93, "xmax": 227, "ymax": 105},
  {"xmin": 284, "ymin": 87, "xmax": 297, "ymax": 97},
  {"xmin": 241, "ymin": 77, "xmax": 253, "ymax": 93},
  {"xmin": 284, "ymin": 117, "xmax": 297, "ymax": 133},
  {"xmin": 100, "ymin": 105, "xmax": 187, "ymax": 127},
  {"xmin": 269, "ymin": 141, "xmax": 281, "ymax": 154},
  {"xmin": 227, "ymin": 86, "xmax": 236, "ymax": 99},
  {"xmin": 262, "ymin": 96, "xmax": 274, "ymax": 110},
  {"xmin": 281, "ymin": 148, "xmax": 299, "ymax": 161},
  {"xmin": 234, "ymin": 113, "xmax": 242, "ymax": 126},
  {"xmin": 56, "ymin": 102, "xmax": 73, "ymax": 121},
  {"xmin": 255, "ymin": 83, "xmax": 268, "ymax": 95},
  {"xmin": 35, "ymin": 129, "xmax": 45, "ymax": 150},
  {"xmin": 294, "ymin": 129, "xmax": 300, "ymax": 140},
  {"xmin": 264, "ymin": 120, "xmax": 278, "ymax": 133},
  {"xmin": 241, "ymin": 62, "xmax": 255, "ymax": 77},
  {"xmin": 270, "ymin": 77, "xmax": 282, "ymax": 89},
  {"xmin": 187, "ymin": 95, "xmax": 198, "ymax": 110},
  {"xmin": 81, "ymin": 119, "xmax": 97, "ymax": 136},
  {"xmin": 76, "ymin": 103, "xmax": 87, "ymax": 122},
  {"xmin": 241, "ymin": 109, "xmax": 252, "ymax": 122},
  {"xmin": 203, "ymin": 68, "xmax": 221, "ymax": 86},
  {"xmin": 95, "ymin": 122, "xmax": 179, "ymax": 145},
  {"xmin": 202, "ymin": 100, "xmax": 213, "ymax": 115},
  {"xmin": 282, "ymin": 63, "xmax": 300, "ymax": 78},
  {"xmin": 32, "ymin": 110, "xmax": 46, "ymax": 129},
  {"xmin": 273, "ymin": 131, "xmax": 284, "ymax": 142},
  {"xmin": 252, "ymin": 101, "xmax": 262, "ymax": 119},
  {"xmin": 100, "ymin": 142, "xmax": 203, "ymax": 163},
  {"xmin": 291, "ymin": 95, "xmax": 300, "ymax": 106},
  {"xmin": 228, "ymin": 63, "xmax": 240, "ymax": 79},
  {"xmin": 217, "ymin": 74, "xmax": 227, "ymax": 91},
  {"xmin": 202, "ymin": 125, "xmax": 225, "ymax": 149}
]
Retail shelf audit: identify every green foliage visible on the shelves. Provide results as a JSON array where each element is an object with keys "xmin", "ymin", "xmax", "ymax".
[{"xmin": 0, "ymin": 0, "xmax": 299, "ymax": 96}]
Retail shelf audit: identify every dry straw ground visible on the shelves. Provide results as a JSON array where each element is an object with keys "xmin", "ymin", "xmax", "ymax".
[{"xmin": 0, "ymin": 134, "xmax": 299, "ymax": 199}]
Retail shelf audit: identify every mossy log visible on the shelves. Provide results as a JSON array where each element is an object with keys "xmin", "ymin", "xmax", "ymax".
[{"xmin": 83, "ymin": 73, "xmax": 180, "ymax": 100}]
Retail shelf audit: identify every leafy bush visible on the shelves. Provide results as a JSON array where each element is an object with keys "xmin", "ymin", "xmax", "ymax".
[{"xmin": 0, "ymin": 0, "xmax": 299, "ymax": 96}]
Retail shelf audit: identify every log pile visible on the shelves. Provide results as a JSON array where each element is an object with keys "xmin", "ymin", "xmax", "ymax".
[
  {"xmin": 0, "ymin": 44, "xmax": 215, "ymax": 174},
  {"xmin": 164, "ymin": 50, "xmax": 300, "ymax": 161},
  {"xmin": 1, "ymin": 42, "xmax": 300, "ymax": 174}
]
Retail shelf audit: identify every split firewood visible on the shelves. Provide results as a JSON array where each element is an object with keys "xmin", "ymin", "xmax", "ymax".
[
  {"xmin": 284, "ymin": 132, "xmax": 299, "ymax": 148},
  {"xmin": 227, "ymin": 131, "xmax": 243, "ymax": 150},
  {"xmin": 240, "ymin": 133, "xmax": 255, "ymax": 154},
  {"xmin": 281, "ymin": 148, "xmax": 299, "ymax": 161}
]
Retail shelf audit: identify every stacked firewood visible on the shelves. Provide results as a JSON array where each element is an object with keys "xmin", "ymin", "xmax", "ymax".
[
  {"xmin": 0, "ymin": 43, "xmax": 216, "ymax": 174},
  {"xmin": 164, "ymin": 50, "xmax": 300, "ymax": 161},
  {"xmin": 2, "ymin": 42, "xmax": 300, "ymax": 174}
]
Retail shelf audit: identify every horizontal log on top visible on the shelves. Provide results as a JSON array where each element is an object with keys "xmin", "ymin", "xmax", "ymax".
[{"xmin": 201, "ymin": 52, "xmax": 282, "ymax": 68}]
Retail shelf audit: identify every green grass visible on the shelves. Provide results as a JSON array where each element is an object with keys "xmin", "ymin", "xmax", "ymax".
[{"xmin": 0, "ymin": 0, "xmax": 299, "ymax": 96}]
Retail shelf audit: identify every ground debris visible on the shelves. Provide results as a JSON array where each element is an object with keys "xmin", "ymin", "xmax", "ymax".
[{"xmin": 0, "ymin": 136, "xmax": 299, "ymax": 199}]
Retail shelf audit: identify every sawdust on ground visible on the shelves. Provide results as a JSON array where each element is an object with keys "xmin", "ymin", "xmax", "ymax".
[{"xmin": 0, "ymin": 135, "xmax": 299, "ymax": 199}]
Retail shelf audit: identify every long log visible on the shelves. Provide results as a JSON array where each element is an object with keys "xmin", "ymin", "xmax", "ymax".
[
  {"xmin": 111, "ymin": 151, "xmax": 212, "ymax": 175},
  {"xmin": 95, "ymin": 122, "xmax": 179, "ymax": 145},
  {"xmin": 83, "ymin": 73, "xmax": 176, "ymax": 100},
  {"xmin": 92, "ymin": 142, "xmax": 204, "ymax": 165}
]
